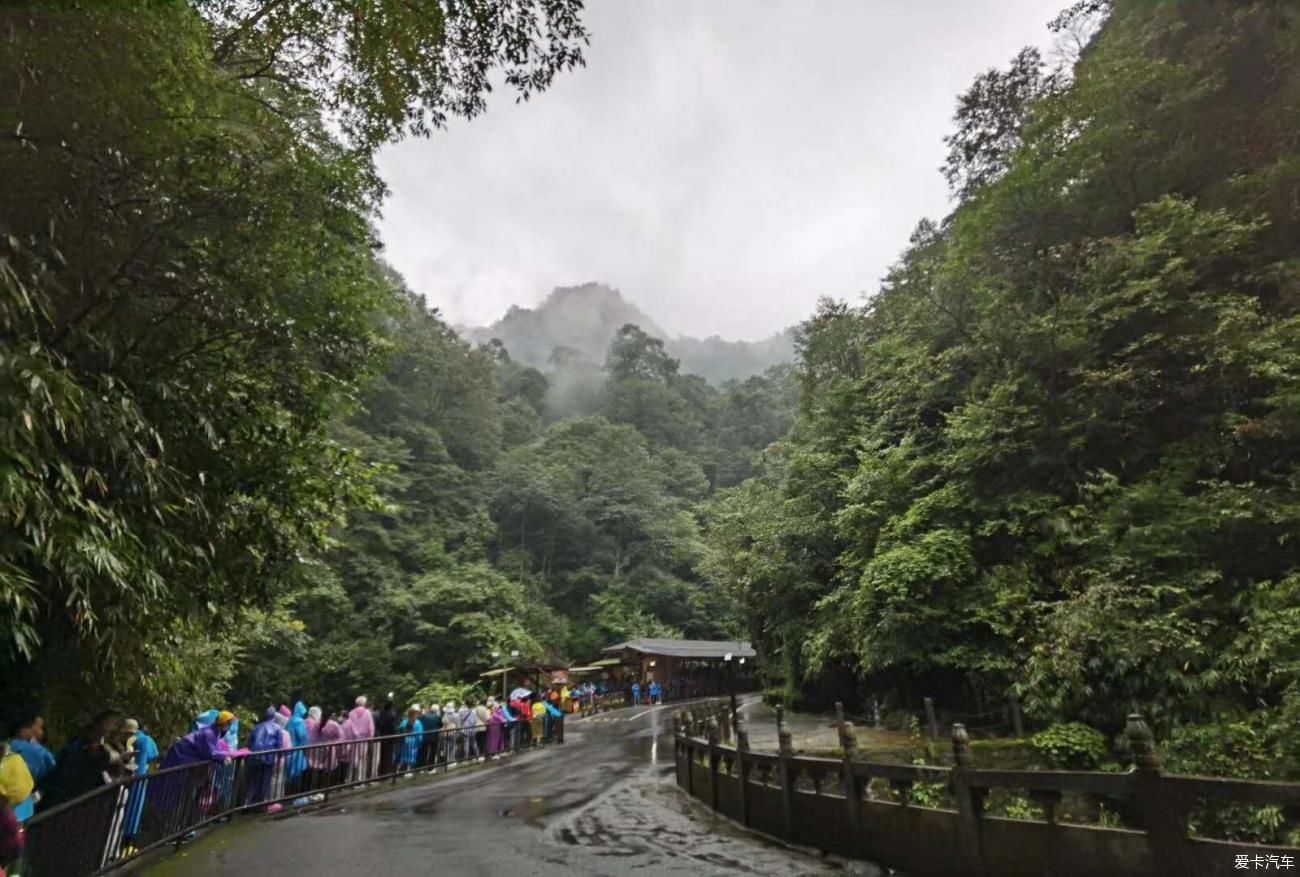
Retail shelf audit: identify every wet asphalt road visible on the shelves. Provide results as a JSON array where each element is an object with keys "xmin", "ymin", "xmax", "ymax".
[{"xmin": 146, "ymin": 700, "xmax": 868, "ymax": 876}]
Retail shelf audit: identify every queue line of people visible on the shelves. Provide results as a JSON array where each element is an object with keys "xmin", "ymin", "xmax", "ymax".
[{"xmin": 0, "ymin": 689, "xmax": 571, "ymax": 874}]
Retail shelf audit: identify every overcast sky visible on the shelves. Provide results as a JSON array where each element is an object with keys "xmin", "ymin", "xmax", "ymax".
[{"xmin": 375, "ymin": 0, "xmax": 1066, "ymax": 341}]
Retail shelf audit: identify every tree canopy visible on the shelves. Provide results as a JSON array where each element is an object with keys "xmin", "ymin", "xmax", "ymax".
[
  {"xmin": 0, "ymin": 0, "xmax": 587, "ymax": 734},
  {"xmin": 8, "ymin": 1, "xmax": 1300, "ymax": 800},
  {"xmin": 705, "ymin": 0, "xmax": 1300, "ymax": 750}
]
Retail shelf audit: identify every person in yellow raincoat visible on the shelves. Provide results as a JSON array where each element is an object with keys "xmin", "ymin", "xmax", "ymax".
[
  {"xmin": 0, "ymin": 747, "xmax": 33, "ymax": 811},
  {"xmin": 0, "ymin": 744, "xmax": 33, "ymax": 870}
]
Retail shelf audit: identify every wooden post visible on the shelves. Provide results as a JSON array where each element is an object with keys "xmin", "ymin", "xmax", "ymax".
[
  {"xmin": 924, "ymin": 697, "xmax": 939, "ymax": 742},
  {"xmin": 1127, "ymin": 713, "xmax": 1189, "ymax": 872},
  {"xmin": 777, "ymin": 705, "xmax": 794, "ymax": 837},
  {"xmin": 950, "ymin": 724, "xmax": 986, "ymax": 876},
  {"xmin": 1008, "ymin": 695, "xmax": 1025, "ymax": 739}
]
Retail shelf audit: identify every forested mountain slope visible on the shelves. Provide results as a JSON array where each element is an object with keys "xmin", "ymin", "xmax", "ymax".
[{"xmin": 704, "ymin": 0, "xmax": 1300, "ymax": 776}]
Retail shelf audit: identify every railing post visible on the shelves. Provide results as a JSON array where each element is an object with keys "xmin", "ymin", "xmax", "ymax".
[
  {"xmin": 1008, "ymin": 695, "xmax": 1025, "ymax": 739},
  {"xmin": 837, "ymin": 703, "xmax": 861, "ymax": 846},
  {"xmin": 1127, "ymin": 713, "xmax": 1189, "ymax": 872},
  {"xmin": 683, "ymin": 711, "xmax": 696, "ymax": 797},
  {"xmin": 924, "ymin": 697, "xmax": 939, "ymax": 742},
  {"xmin": 735, "ymin": 713, "xmax": 750, "ymax": 827},
  {"xmin": 672, "ymin": 712, "xmax": 684, "ymax": 789},
  {"xmin": 777, "ymin": 705, "xmax": 794, "ymax": 838},
  {"xmin": 950, "ymin": 723, "xmax": 986, "ymax": 876},
  {"xmin": 707, "ymin": 717, "xmax": 722, "ymax": 813}
]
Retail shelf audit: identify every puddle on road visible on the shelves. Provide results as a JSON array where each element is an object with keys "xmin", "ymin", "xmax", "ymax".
[{"xmin": 546, "ymin": 770, "xmax": 856, "ymax": 875}]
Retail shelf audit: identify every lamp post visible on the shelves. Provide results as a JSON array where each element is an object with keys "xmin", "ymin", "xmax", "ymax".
[{"xmin": 492, "ymin": 651, "xmax": 519, "ymax": 702}]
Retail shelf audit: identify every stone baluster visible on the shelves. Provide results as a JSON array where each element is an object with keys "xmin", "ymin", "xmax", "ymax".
[
  {"xmin": 776, "ymin": 704, "xmax": 794, "ymax": 836},
  {"xmin": 1126, "ymin": 714, "xmax": 1160, "ymax": 772},
  {"xmin": 1008, "ymin": 694, "xmax": 1025, "ymax": 739},
  {"xmin": 952, "ymin": 722, "xmax": 973, "ymax": 767},
  {"xmin": 776, "ymin": 705, "xmax": 793, "ymax": 756},
  {"xmin": 1126, "ymin": 713, "xmax": 1187, "ymax": 872},
  {"xmin": 707, "ymin": 717, "xmax": 722, "ymax": 811},
  {"xmin": 686, "ymin": 715, "xmax": 697, "ymax": 796},
  {"xmin": 837, "ymin": 703, "xmax": 861, "ymax": 849},
  {"xmin": 734, "ymin": 712, "xmax": 750, "ymax": 826},
  {"xmin": 950, "ymin": 723, "xmax": 985, "ymax": 875}
]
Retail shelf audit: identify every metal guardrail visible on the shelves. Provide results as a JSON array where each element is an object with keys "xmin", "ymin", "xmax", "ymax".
[
  {"xmin": 573, "ymin": 683, "xmax": 742, "ymax": 717},
  {"xmin": 578, "ymin": 691, "xmax": 628, "ymax": 716},
  {"xmin": 24, "ymin": 715, "xmax": 563, "ymax": 876},
  {"xmin": 673, "ymin": 706, "xmax": 1300, "ymax": 877}
]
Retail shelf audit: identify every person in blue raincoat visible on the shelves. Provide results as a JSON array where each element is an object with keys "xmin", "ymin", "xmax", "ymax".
[
  {"xmin": 544, "ymin": 698, "xmax": 563, "ymax": 742},
  {"xmin": 419, "ymin": 705, "xmax": 442, "ymax": 767},
  {"xmin": 396, "ymin": 706, "xmax": 424, "ymax": 772},
  {"xmin": 285, "ymin": 702, "xmax": 309, "ymax": 792},
  {"xmin": 246, "ymin": 707, "xmax": 284, "ymax": 807},
  {"xmin": 120, "ymin": 719, "xmax": 158, "ymax": 853},
  {"xmin": 7, "ymin": 712, "xmax": 55, "ymax": 823}
]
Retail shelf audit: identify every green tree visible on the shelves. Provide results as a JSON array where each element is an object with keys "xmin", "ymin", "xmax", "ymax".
[
  {"xmin": 0, "ymin": 0, "xmax": 587, "ymax": 734},
  {"xmin": 711, "ymin": 0, "xmax": 1300, "ymax": 742}
]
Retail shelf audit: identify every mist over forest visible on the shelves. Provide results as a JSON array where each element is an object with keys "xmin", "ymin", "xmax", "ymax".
[{"xmin": 459, "ymin": 282, "xmax": 797, "ymax": 387}]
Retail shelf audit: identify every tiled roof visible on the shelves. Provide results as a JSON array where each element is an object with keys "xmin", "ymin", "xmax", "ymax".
[{"xmin": 600, "ymin": 638, "xmax": 756, "ymax": 659}]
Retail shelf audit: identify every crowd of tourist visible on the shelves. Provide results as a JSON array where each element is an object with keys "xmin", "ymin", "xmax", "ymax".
[
  {"xmin": 0, "ymin": 685, "xmax": 582, "ymax": 875},
  {"xmin": 0, "ymin": 672, "xmax": 719, "ymax": 874}
]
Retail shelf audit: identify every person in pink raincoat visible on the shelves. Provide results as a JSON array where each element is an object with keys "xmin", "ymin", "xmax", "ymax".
[
  {"xmin": 314, "ymin": 710, "xmax": 344, "ymax": 786},
  {"xmin": 336, "ymin": 710, "xmax": 355, "ymax": 780},
  {"xmin": 305, "ymin": 706, "xmax": 321, "ymax": 745},
  {"xmin": 346, "ymin": 696, "xmax": 375, "ymax": 782},
  {"xmin": 486, "ymin": 702, "xmax": 506, "ymax": 757}
]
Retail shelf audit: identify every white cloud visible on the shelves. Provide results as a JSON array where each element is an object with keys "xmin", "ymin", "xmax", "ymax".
[{"xmin": 375, "ymin": 0, "xmax": 1065, "ymax": 340}]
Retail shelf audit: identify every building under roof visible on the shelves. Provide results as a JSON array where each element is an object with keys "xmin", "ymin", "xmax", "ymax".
[
  {"xmin": 600, "ymin": 639, "xmax": 756, "ymax": 687},
  {"xmin": 601, "ymin": 639, "xmax": 756, "ymax": 660}
]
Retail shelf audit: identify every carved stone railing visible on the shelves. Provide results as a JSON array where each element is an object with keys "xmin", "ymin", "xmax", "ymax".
[{"xmin": 673, "ymin": 705, "xmax": 1300, "ymax": 877}]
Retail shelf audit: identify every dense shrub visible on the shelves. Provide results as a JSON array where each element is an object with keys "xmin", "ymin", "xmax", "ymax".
[{"xmin": 1031, "ymin": 723, "xmax": 1107, "ymax": 770}]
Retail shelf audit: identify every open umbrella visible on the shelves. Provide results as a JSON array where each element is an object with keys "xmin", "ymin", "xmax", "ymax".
[{"xmin": 509, "ymin": 687, "xmax": 532, "ymax": 701}]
